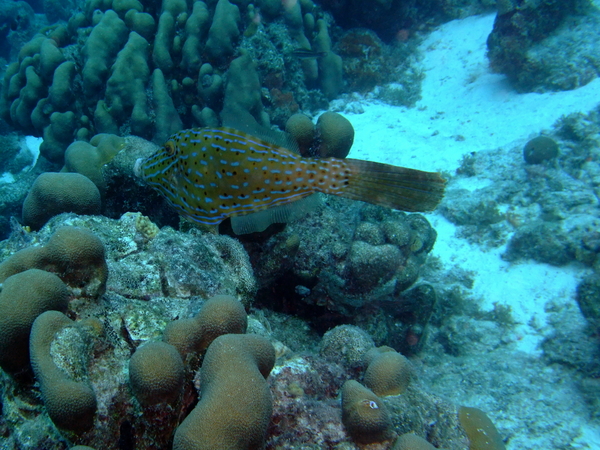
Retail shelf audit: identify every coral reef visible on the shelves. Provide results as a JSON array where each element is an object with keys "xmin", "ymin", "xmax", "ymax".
[
  {"xmin": 0, "ymin": 206, "xmax": 478, "ymax": 449},
  {"xmin": 439, "ymin": 107, "xmax": 600, "ymax": 266},
  {"xmin": 319, "ymin": 0, "xmax": 493, "ymax": 42},
  {"xmin": 247, "ymin": 198, "xmax": 438, "ymax": 323},
  {"xmin": 487, "ymin": 0, "xmax": 600, "ymax": 92},
  {"xmin": 0, "ymin": 0, "xmax": 37, "ymax": 60},
  {"xmin": 0, "ymin": 0, "xmax": 359, "ymax": 161}
]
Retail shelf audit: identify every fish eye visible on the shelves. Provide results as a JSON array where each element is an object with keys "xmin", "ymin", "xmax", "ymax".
[{"xmin": 165, "ymin": 141, "xmax": 176, "ymax": 156}]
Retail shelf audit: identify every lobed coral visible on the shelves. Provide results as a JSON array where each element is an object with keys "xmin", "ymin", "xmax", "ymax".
[
  {"xmin": 29, "ymin": 310, "xmax": 97, "ymax": 433},
  {"xmin": 173, "ymin": 333, "xmax": 275, "ymax": 450},
  {"xmin": 0, "ymin": 226, "xmax": 108, "ymax": 298},
  {"xmin": 341, "ymin": 379, "xmax": 395, "ymax": 445},
  {"xmin": 128, "ymin": 340, "xmax": 184, "ymax": 407},
  {"xmin": 0, "ymin": 268, "xmax": 69, "ymax": 376},
  {"xmin": 163, "ymin": 293, "xmax": 248, "ymax": 357}
]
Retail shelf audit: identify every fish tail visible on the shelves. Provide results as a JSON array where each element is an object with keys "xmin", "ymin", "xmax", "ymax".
[{"xmin": 340, "ymin": 159, "xmax": 446, "ymax": 212}]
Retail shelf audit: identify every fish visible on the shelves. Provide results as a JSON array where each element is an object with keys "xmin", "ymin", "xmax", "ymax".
[
  {"xmin": 136, "ymin": 127, "xmax": 446, "ymax": 233},
  {"xmin": 290, "ymin": 48, "xmax": 329, "ymax": 59}
]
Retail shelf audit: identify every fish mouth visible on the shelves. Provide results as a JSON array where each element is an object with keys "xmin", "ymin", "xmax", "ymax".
[{"xmin": 133, "ymin": 158, "xmax": 144, "ymax": 179}]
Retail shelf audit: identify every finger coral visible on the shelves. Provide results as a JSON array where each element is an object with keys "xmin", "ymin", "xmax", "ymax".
[{"xmin": 0, "ymin": 0, "xmax": 349, "ymax": 160}]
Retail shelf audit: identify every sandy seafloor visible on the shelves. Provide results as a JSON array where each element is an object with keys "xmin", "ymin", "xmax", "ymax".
[{"xmin": 331, "ymin": 13, "xmax": 600, "ymax": 450}]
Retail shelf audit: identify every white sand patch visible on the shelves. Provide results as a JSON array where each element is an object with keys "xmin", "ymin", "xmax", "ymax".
[{"xmin": 344, "ymin": 14, "xmax": 600, "ymax": 173}]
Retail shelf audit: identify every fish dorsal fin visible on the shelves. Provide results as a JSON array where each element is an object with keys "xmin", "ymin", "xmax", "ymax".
[{"xmin": 230, "ymin": 193, "xmax": 323, "ymax": 234}]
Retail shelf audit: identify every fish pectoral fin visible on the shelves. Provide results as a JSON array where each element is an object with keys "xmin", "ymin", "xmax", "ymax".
[{"xmin": 230, "ymin": 194, "xmax": 323, "ymax": 234}]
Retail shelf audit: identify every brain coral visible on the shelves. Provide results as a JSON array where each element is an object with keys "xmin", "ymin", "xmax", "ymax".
[
  {"xmin": 341, "ymin": 379, "xmax": 395, "ymax": 445},
  {"xmin": 315, "ymin": 111, "xmax": 355, "ymax": 158},
  {"xmin": 22, "ymin": 172, "xmax": 101, "ymax": 230},
  {"xmin": 0, "ymin": 268, "xmax": 69, "ymax": 376},
  {"xmin": 172, "ymin": 333, "xmax": 275, "ymax": 450},
  {"xmin": 458, "ymin": 406, "xmax": 506, "ymax": 450},
  {"xmin": 0, "ymin": 226, "xmax": 108, "ymax": 298},
  {"xmin": 392, "ymin": 433, "xmax": 437, "ymax": 450},
  {"xmin": 129, "ymin": 340, "xmax": 184, "ymax": 407},
  {"xmin": 163, "ymin": 294, "xmax": 248, "ymax": 357},
  {"xmin": 363, "ymin": 346, "xmax": 412, "ymax": 396},
  {"xmin": 29, "ymin": 310, "xmax": 97, "ymax": 433}
]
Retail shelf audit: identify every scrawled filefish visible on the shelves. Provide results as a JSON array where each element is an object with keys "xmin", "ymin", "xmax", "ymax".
[{"xmin": 136, "ymin": 127, "xmax": 446, "ymax": 233}]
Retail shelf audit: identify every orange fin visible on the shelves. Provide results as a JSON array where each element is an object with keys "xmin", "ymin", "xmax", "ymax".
[{"xmin": 341, "ymin": 159, "xmax": 446, "ymax": 212}]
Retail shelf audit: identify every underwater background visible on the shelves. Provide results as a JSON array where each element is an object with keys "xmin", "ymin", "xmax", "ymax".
[{"xmin": 0, "ymin": 0, "xmax": 599, "ymax": 449}]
